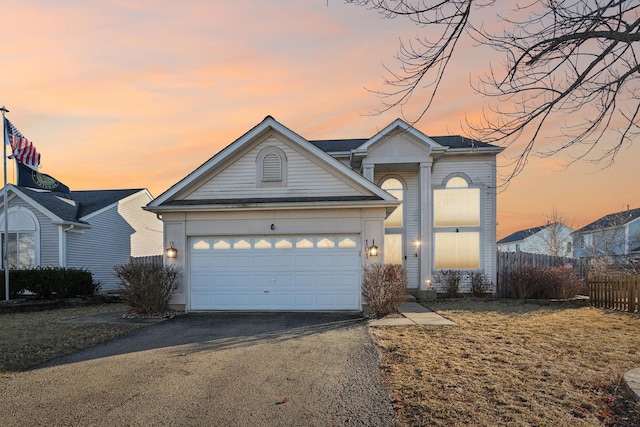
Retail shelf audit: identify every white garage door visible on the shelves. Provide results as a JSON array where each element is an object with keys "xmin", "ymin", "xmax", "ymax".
[{"xmin": 189, "ymin": 235, "xmax": 361, "ymax": 311}]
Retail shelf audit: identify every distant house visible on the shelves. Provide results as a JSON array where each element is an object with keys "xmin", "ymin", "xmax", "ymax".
[
  {"xmin": 147, "ymin": 116, "xmax": 503, "ymax": 312},
  {"xmin": 573, "ymin": 207, "xmax": 640, "ymax": 267},
  {"xmin": 0, "ymin": 185, "xmax": 163, "ymax": 292},
  {"xmin": 497, "ymin": 223, "xmax": 574, "ymax": 257}
]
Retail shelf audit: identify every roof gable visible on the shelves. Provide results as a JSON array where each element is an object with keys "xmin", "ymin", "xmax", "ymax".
[
  {"xmin": 149, "ymin": 116, "xmax": 397, "ymax": 209},
  {"xmin": 2, "ymin": 186, "xmax": 145, "ymax": 226},
  {"xmin": 575, "ymin": 207, "xmax": 640, "ymax": 234},
  {"xmin": 354, "ymin": 118, "xmax": 447, "ymax": 156}
]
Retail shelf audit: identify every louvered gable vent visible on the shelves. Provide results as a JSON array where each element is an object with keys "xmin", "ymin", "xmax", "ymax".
[{"xmin": 262, "ymin": 153, "xmax": 281, "ymax": 181}]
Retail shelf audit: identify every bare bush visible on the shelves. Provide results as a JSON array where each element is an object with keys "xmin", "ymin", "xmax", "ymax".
[
  {"xmin": 437, "ymin": 270, "xmax": 463, "ymax": 298},
  {"xmin": 114, "ymin": 262, "xmax": 181, "ymax": 316},
  {"xmin": 362, "ymin": 263, "xmax": 407, "ymax": 317},
  {"xmin": 469, "ymin": 271, "xmax": 492, "ymax": 297},
  {"xmin": 501, "ymin": 265, "xmax": 586, "ymax": 299}
]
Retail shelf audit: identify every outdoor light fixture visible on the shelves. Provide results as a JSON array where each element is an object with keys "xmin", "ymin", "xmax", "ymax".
[
  {"xmin": 166, "ymin": 241, "xmax": 178, "ymax": 259},
  {"xmin": 368, "ymin": 239, "xmax": 378, "ymax": 257}
]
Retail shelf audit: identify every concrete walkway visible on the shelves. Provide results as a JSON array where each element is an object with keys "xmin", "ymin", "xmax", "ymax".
[
  {"xmin": 369, "ymin": 302, "xmax": 457, "ymax": 326},
  {"xmin": 623, "ymin": 368, "xmax": 640, "ymax": 403}
]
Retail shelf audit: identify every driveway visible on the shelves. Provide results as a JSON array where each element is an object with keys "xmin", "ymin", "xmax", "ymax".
[{"xmin": 0, "ymin": 312, "xmax": 396, "ymax": 426}]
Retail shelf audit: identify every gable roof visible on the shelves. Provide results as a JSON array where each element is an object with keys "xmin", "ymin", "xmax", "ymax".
[
  {"xmin": 148, "ymin": 116, "xmax": 399, "ymax": 210},
  {"xmin": 574, "ymin": 207, "xmax": 640, "ymax": 234},
  {"xmin": 4, "ymin": 186, "xmax": 144, "ymax": 226},
  {"xmin": 497, "ymin": 225, "xmax": 548, "ymax": 244}
]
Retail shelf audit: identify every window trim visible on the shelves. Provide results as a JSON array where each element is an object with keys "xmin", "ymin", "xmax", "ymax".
[
  {"xmin": 256, "ymin": 146, "xmax": 287, "ymax": 187},
  {"xmin": 379, "ymin": 175, "xmax": 407, "ymax": 265}
]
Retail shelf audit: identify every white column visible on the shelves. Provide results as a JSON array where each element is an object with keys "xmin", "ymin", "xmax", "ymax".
[
  {"xmin": 58, "ymin": 226, "xmax": 66, "ymax": 267},
  {"xmin": 419, "ymin": 161, "xmax": 433, "ymax": 290},
  {"xmin": 362, "ymin": 165, "xmax": 374, "ymax": 182}
]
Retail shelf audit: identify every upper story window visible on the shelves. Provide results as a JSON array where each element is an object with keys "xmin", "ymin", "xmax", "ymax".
[
  {"xmin": 381, "ymin": 178, "xmax": 404, "ymax": 228},
  {"xmin": 433, "ymin": 174, "xmax": 481, "ymax": 269},
  {"xmin": 434, "ymin": 175, "xmax": 480, "ymax": 227},
  {"xmin": 256, "ymin": 146, "xmax": 287, "ymax": 187}
]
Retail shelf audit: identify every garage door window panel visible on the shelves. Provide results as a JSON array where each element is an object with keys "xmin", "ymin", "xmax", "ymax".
[{"xmin": 214, "ymin": 239, "xmax": 231, "ymax": 250}]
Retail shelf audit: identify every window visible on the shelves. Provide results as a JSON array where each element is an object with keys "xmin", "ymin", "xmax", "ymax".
[
  {"xmin": 433, "ymin": 174, "xmax": 481, "ymax": 269},
  {"xmin": 381, "ymin": 177, "xmax": 405, "ymax": 265},
  {"xmin": 0, "ymin": 207, "xmax": 39, "ymax": 269},
  {"xmin": 256, "ymin": 146, "xmax": 287, "ymax": 187}
]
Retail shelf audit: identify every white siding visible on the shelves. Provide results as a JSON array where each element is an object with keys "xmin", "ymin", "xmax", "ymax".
[
  {"xmin": 66, "ymin": 205, "xmax": 134, "ymax": 292},
  {"xmin": 117, "ymin": 191, "xmax": 163, "ymax": 257},
  {"xmin": 432, "ymin": 156, "xmax": 497, "ymax": 291},
  {"xmin": 186, "ymin": 135, "xmax": 368, "ymax": 200}
]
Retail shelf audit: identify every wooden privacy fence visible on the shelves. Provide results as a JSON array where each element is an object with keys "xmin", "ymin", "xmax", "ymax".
[
  {"xmin": 130, "ymin": 255, "xmax": 163, "ymax": 266},
  {"xmin": 496, "ymin": 251, "xmax": 589, "ymax": 298},
  {"xmin": 589, "ymin": 274, "xmax": 640, "ymax": 313}
]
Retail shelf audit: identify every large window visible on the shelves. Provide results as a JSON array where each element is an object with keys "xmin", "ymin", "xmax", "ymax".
[
  {"xmin": 1, "ymin": 232, "xmax": 35, "ymax": 269},
  {"xmin": 434, "ymin": 175, "xmax": 481, "ymax": 269},
  {"xmin": 381, "ymin": 177, "xmax": 404, "ymax": 265},
  {"xmin": 0, "ymin": 207, "xmax": 39, "ymax": 269}
]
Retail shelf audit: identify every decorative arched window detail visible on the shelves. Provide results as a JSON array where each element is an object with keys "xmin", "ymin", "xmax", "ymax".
[
  {"xmin": 256, "ymin": 146, "xmax": 287, "ymax": 187},
  {"xmin": 0, "ymin": 206, "xmax": 40, "ymax": 269}
]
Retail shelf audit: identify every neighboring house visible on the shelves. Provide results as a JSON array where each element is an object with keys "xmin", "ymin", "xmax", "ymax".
[
  {"xmin": 573, "ymin": 207, "xmax": 640, "ymax": 266},
  {"xmin": 497, "ymin": 223, "xmax": 574, "ymax": 256},
  {"xmin": 0, "ymin": 185, "xmax": 163, "ymax": 292},
  {"xmin": 146, "ymin": 116, "xmax": 503, "ymax": 312}
]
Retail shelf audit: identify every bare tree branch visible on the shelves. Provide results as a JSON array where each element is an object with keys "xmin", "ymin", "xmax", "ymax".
[{"xmin": 347, "ymin": 0, "xmax": 640, "ymax": 185}]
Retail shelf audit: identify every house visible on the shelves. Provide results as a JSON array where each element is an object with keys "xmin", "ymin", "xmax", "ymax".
[
  {"xmin": 573, "ymin": 207, "xmax": 640, "ymax": 267},
  {"xmin": 0, "ymin": 185, "xmax": 163, "ymax": 292},
  {"xmin": 497, "ymin": 223, "xmax": 574, "ymax": 256},
  {"xmin": 146, "ymin": 116, "xmax": 503, "ymax": 311}
]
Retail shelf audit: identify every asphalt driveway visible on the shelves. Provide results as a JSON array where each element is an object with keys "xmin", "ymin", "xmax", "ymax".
[{"xmin": 0, "ymin": 312, "xmax": 397, "ymax": 426}]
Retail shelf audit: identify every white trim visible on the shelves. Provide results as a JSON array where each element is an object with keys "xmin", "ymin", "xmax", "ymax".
[
  {"xmin": 147, "ymin": 116, "xmax": 398, "ymax": 209},
  {"xmin": 353, "ymin": 118, "xmax": 447, "ymax": 155}
]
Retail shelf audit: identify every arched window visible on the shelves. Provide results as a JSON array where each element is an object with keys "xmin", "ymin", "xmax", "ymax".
[
  {"xmin": 433, "ymin": 174, "xmax": 481, "ymax": 269},
  {"xmin": 0, "ymin": 207, "xmax": 40, "ymax": 269},
  {"xmin": 381, "ymin": 177, "xmax": 405, "ymax": 265},
  {"xmin": 256, "ymin": 146, "xmax": 287, "ymax": 187}
]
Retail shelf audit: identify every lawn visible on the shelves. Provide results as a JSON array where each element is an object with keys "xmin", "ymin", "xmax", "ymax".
[
  {"xmin": 370, "ymin": 299, "xmax": 640, "ymax": 427},
  {"xmin": 0, "ymin": 304, "xmax": 145, "ymax": 374}
]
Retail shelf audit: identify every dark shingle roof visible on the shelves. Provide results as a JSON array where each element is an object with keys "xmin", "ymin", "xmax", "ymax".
[
  {"xmin": 497, "ymin": 225, "xmax": 547, "ymax": 244},
  {"xmin": 574, "ymin": 208, "xmax": 640, "ymax": 234},
  {"xmin": 16, "ymin": 187, "xmax": 142, "ymax": 223},
  {"xmin": 430, "ymin": 135, "xmax": 496, "ymax": 149},
  {"xmin": 309, "ymin": 136, "xmax": 497, "ymax": 153},
  {"xmin": 309, "ymin": 139, "xmax": 368, "ymax": 153},
  {"xmin": 163, "ymin": 195, "xmax": 383, "ymax": 206}
]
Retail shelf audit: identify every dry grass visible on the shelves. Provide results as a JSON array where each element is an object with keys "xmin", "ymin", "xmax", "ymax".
[
  {"xmin": 0, "ymin": 304, "xmax": 145, "ymax": 374},
  {"xmin": 370, "ymin": 299, "xmax": 640, "ymax": 426}
]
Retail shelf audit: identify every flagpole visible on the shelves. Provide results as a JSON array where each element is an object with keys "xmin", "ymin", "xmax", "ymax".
[{"xmin": 1, "ymin": 106, "xmax": 9, "ymax": 301}]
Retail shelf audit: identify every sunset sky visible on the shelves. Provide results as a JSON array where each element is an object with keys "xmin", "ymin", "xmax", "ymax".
[{"xmin": 2, "ymin": 0, "xmax": 638, "ymax": 238}]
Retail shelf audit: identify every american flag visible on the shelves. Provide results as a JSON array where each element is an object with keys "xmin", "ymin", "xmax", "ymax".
[{"xmin": 4, "ymin": 117, "xmax": 40, "ymax": 171}]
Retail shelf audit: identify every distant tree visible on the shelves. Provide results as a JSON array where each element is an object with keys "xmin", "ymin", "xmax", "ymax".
[
  {"xmin": 532, "ymin": 209, "xmax": 574, "ymax": 257},
  {"xmin": 346, "ymin": 0, "xmax": 640, "ymax": 181}
]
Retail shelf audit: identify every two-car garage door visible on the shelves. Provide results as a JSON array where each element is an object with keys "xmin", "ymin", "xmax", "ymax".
[{"xmin": 189, "ymin": 235, "xmax": 361, "ymax": 311}]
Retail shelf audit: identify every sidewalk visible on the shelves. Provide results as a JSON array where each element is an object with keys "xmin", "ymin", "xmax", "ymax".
[{"xmin": 368, "ymin": 302, "xmax": 457, "ymax": 326}]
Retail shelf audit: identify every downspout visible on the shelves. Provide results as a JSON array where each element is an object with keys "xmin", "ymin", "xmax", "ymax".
[{"xmin": 58, "ymin": 225, "xmax": 66, "ymax": 267}]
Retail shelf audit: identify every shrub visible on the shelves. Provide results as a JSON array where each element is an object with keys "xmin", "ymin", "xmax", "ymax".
[
  {"xmin": 0, "ymin": 267, "xmax": 99, "ymax": 299},
  {"xmin": 362, "ymin": 263, "xmax": 407, "ymax": 317},
  {"xmin": 469, "ymin": 271, "xmax": 492, "ymax": 297},
  {"xmin": 501, "ymin": 265, "xmax": 586, "ymax": 299},
  {"xmin": 438, "ymin": 270, "xmax": 463, "ymax": 298},
  {"xmin": 114, "ymin": 262, "xmax": 180, "ymax": 316}
]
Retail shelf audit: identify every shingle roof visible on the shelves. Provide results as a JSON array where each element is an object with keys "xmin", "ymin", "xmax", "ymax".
[
  {"xmin": 574, "ymin": 207, "xmax": 640, "ymax": 234},
  {"xmin": 309, "ymin": 135, "xmax": 497, "ymax": 153},
  {"xmin": 497, "ymin": 225, "xmax": 547, "ymax": 244},
  {"xmin": 15, "ymin": 187, "xmax": 142, "ymax": 223},
  {"xmin": 163, "ymin": 195, "xmax": 383, "ymax": 206}
]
